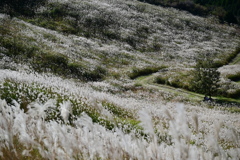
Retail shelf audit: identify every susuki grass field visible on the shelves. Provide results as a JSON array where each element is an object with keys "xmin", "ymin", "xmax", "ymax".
[{"xmin": 0, "ymin": 0, "xmax": 240, "ymax": 159}]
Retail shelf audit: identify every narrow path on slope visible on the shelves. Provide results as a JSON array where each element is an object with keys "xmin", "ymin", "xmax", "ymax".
[
  {"xmin": 135, "ymin": 73, "xmax": 204, "ymax": 101},
  {"xmin": 135, "ymin": 72, "xmax": 240, "ymax": 106}
]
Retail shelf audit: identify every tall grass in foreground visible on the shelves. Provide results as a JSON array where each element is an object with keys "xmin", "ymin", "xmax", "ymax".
[{"xmin": 0, "ymin": 99, "xmax": 239, "ymax": 160}]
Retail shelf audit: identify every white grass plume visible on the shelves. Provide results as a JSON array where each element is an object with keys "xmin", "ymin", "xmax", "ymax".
[
  {"xmin": 60, "ymin": 101, "xmax": 72, "ymax": 124},
  {"xmin": 139, "ymin": 109, "xmax": 154, "ymax": 136},
  {"xmin": 27, "ymin": 99, "xmax": 56, "ymax": 120}
]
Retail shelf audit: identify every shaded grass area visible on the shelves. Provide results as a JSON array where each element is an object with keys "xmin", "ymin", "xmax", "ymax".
[
  {"xmin": 26, "ymin": 17, "xmax": 78, "ymax": 35},
  {"xmin": 129, "ymin": 66, "xmax": 167, "ymax": 79},
  {"xmin": 32, "ymin": 52, "xmax": 107, "ymax": 81},
  {"xmin": 18, "ymin": 2, "xmax": 164, "ymax": 51},
  {"xmin": 225, "ymin": 89, "xmax": 240, "ymax": 99},
  {"xmin": 215, "ymin": 45, "xmax": 240, "ymax": 67},
  {"xmin": 215, "ymin": 97, "xmax": 240, "ymax": 110},
  {"xmin": 0, "ymin": 21, "xmax": 107, "ymax": 81},
  {"xmin": 23, "ymin": 3, "xmax": 122, "ymax": 41},
  {"xmin": 227, "ymin": 72, "xmax": 240, "ymax": 82}
]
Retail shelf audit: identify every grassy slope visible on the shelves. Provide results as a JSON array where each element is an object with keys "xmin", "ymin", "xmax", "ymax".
[
  {"xmin": 137, "ymin": 73, "xmax": 240, "ymax": 110},
  {"xmin": 0, "ymin": 0, "xmax": 240, "ymax": 159}
]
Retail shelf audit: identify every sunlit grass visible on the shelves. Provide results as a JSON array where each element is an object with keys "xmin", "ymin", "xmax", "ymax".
[{"xmin": 0, "ymin": 0, "xmax": 240, "ymax": 159}]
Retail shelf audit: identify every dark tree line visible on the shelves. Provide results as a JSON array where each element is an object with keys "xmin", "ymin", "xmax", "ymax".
[
  {"xmin": 195, "ymin": 0, "xmax": 240, "ymax": 24},
  {"xmin": 139, "ymin": 0, "xmax": 240, "ymax": 25},
  {"xmin": 0, "ymin": 0, "xmax": 47, "ymax": 17}
]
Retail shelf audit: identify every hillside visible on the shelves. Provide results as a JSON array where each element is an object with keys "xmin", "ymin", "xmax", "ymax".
[{"xmin": 0, "ymin": 0, "xmax": 240, "ymax": 159}]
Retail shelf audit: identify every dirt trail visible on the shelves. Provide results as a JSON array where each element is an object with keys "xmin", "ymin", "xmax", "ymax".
[{"xmin": 135, "ymin": 73, "xmax": 203, "ymax": 101}]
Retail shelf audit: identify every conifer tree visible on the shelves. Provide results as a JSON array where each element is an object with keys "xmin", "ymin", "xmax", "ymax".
[{"xmin": 192, "ymin": 54, "xmax": 220, "ymax": 99}]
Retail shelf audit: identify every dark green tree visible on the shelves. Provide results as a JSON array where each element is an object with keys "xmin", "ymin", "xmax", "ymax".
[{"xmin": 192, "ymin": 54, "xmax": 220, "ymax": 99}]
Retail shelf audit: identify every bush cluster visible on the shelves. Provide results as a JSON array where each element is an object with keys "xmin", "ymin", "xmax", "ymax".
[
  {"xmin": 129, "ymin": 66, "xmax": 167, "ymax": 79},
  {"xmin": 227, "ymin": 73, "xmax": 240, "ymax": 82},
  {"xmin": 155, "ymin": 74, "xmax": 193, "ymax": 91}
]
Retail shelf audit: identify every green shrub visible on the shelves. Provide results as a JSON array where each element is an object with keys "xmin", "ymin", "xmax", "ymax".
[
  {"xmin": 1, "ymin": 35, "xmax": 38, "ymax": 60},
  {"xmin": 83, "ymin": 66, "xmax": 108, "ymax": 81},
  {"xmin": 129, "ymin": 66, "xmax": 167, "ymax": 79},
  {"xmin": 156, "ymin": 75, "xmax": 192, "ymax": 90},
  {"xmin": 46, "ymin": 54, "xmax": 68, "ymax": 66},
  {"xmin": 67, "ymin": 63, "xmax": 84, "ymax": 76},
  {"xmin": 227, "ymin": 73, "xmax": 240, "ymax": 82},
  {"xmin": 32, "ymin": 53, "xmax": 68, "ymax": 73},
  {"xmin": 124, "ymin": 36, "xmax": 138, "ymax": 48},
  {"xmin": 155, "ymin": 76, "xmax": 167, "ymax": 84},
  {"xmin": 110, "ymin": 71, "xmax": 121, "ymax": 79},
  {"xmin": 48, "ymin": 4, "xmax": 67, "ymax": 19},
  {"xmin": 102, "ymin": 30, "xmax": 121, "ymax": 40},
  {"xmin": 155, "ymin": 70, "xmax": 195, "ymax": 91},
  {"xmin": 169, "ymin": 79, "xmax": 182, "ymax": 89}
]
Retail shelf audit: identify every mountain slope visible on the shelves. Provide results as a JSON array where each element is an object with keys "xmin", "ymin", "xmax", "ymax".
[{"xmin": 0, "ymin": 0, "xmax": 240, "ymax": 159}]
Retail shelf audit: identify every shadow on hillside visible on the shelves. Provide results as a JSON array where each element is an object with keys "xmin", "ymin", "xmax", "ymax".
[{"xmin": 203, "ymin": 97, "xmax": 240, "ymax": 109}]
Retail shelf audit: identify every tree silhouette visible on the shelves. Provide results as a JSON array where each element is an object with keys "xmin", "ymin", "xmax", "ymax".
[{"xmin": 192, "ymin": 54, "xmax": 220, "ymax": 99}]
